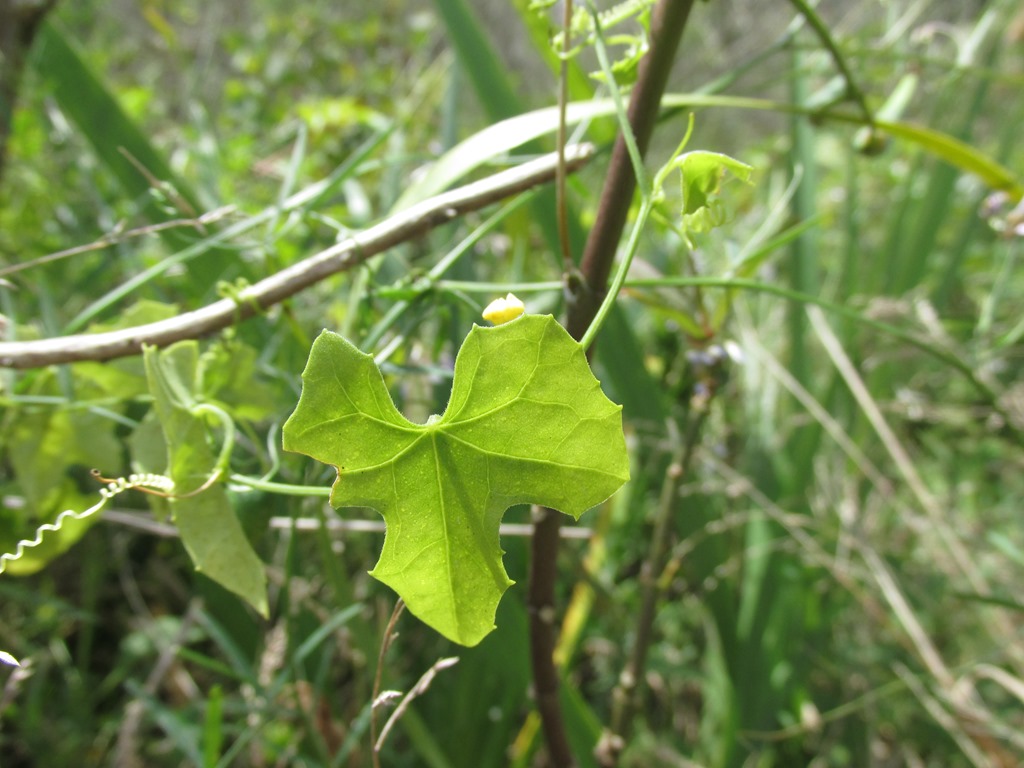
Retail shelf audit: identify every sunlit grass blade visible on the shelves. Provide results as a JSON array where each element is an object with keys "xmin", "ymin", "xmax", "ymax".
[
  {"xmin": 63, "ymin": 125, "xmax": 392, "ymax": 332},
  {"xmin": 887, "ymin": 84, "xmax": 991, "ymax": 294},
  {"xmin": 427, "ymin": 0, "xmax": 584, "ymax": 261},
  {"xmin": 398, "ymin": 93, "xmax": 1023, "ymax": 214},
  {"xmin": 33, "ymin": 22, "xmax": 234, "ymax": 291}
]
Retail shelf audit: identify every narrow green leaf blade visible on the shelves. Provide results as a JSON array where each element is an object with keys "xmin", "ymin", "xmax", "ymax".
[
  {"xmin": 398, "ymin": 94, "xmax": 1023, "ymax": 210},
  {"xmin": 33, "ymin": 22, "xmax": 234, "ymax": 290}
]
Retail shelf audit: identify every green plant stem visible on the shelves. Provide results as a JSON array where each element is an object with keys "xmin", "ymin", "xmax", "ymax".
[
  {"xmin": 228, "ymin": 474, "xmax": 331, "ymax": 497},
  {"xmin": 585, "ymin": 0, "xmax": 652, "ymax": 196},
  {"xmin": 556, "ymin": 0, "xmax": 574, "ymax": 269},
  {"xmin": 569, "ymin": 0, "xmax": 696, "ymax": 340},
  {"xmin": 527, "ymin": 1, "xmax": 696, "ymax": 765},
  {"xmin": 191, "ymin": 403, "xmax": 236, "ymax": 474},
  {"xmin": 578, "ymin": 195, "xmax": 654, "ymax": 350},
  {"xmin": 786, "ymin": 0, "xmax": 874, "ymax": 125}
]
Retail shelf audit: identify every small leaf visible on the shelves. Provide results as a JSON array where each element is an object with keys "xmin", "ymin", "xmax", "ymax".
[
  {"xmin": 675, "ymin": 150, "xmax": 753, "ymax": 234},
  {"xmin": 144, "ymin": 343, "xmax": 268, "ymax": 617},
  {"xmin": 283, "ymin": 315, "xmax": 629, "ymax": 646}
]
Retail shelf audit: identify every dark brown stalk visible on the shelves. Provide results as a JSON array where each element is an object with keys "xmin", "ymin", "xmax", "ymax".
[
  {"xmin": 570, "ymin": 0, "xmax": 696, "ymax": 337},
  {"xmin": 0, "ymin": 1, "xmax": 56, "ymax": 186},
  {"xmin": 527, "ymin": 504, "xmax": 575, "ymax": 766},
  {"xmin": 527, "ymin": 1, "xmax": 697, "ymax": 765}
]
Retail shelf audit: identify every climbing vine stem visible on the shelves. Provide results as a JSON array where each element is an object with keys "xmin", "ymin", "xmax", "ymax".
[
  {"xmin": 190, "ymin": 402, "xmax": 236, "ymax": 475},
  {"xmin": 578, "ymin": 117, "xmax": 695, "ymax": 351}
]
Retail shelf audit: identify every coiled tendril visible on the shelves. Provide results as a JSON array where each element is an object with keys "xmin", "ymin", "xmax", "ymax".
[{"xmin": 0, "ymin": 471, "xmax": 177, "ymax": 574}]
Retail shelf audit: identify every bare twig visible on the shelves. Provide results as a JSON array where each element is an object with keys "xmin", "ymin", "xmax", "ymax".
[
  {"xmin": 374, "ymin": 656, "xmax": 459, "ymax": 753},
  {"xmin": 94, "ymin": 508, "xmax": 595, "ymax": 539},
  {"xmin": 266, "ymin": 516, "xmax": 594, "ymax": 539},
  {"xmin": 0, "ymin": 207, "xmax": 236, "ymax": 279},
  {"xmin": 0, "ymin": 144, "xmax": 594, "ymax": 369},
  {"xmin": 370, "ymin": 598, "xmax": 405, "ymax": 768}
]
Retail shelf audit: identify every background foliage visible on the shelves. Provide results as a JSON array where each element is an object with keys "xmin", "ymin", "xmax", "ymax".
[{"xmin": 1, "ymin": 0, "xmax": 1023, "ymax": 766}]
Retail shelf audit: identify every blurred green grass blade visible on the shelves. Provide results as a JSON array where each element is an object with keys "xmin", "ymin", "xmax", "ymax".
[
  {"xmin": 124, "ymin": 680, "xmax": 204, "ymax": 765},
  {"xmin": 195, "ymin": 607, "xmax": 258, "ymax": 684},
  {"xmin": 293, "ymin": 605, "xmax": 362, "ymax": 665},
  {"xmin": 560, "ymin": 681, "xmax": 601, "ymax": 768},
  {"xmin": 431, "ymin": 0, "xmax": 524, "ymax": 120},
  {"xmin": 399, "ymin": 93, "xmax": 1023, "ymax": 212},
  {"xmin": 64, "ymin": 125, "xmax": 392, "ymax": 332},
  {"xmin": 264, "ymin": 123, "xmax": 310, "ymax": 260},
  {"xmin": 988, "ymin": 532, "xmax": 1024, "ymax": 568},
  {"xmin": 786, "ymin": 44, "xmax": 823, "ymax": 493},
  {"xmin": 34, "ymin": 22, "xmax": 194, "ymax": 206},
  {"xmin": 202, "ymin": 684, "xmax": 224, "ymax": 768},
  {"xmin": 876, "ymin": 73, "xmax": 918, "ymax": 122},
  {"xmin": 175, "ymin": 648, "xmax": 245, "ymax": 683},
  {"xmin": 398, "ymin": 708, "xmax": 457, "ymax": 768},
  {"xmin": 428, "ymin": 0, "xmax": 584, "ymax": 260},
  {"xmin": 735, "ymin": 515, "xmax": 814, "ymax": 733},
  {"xmin": 33, "ymin": 22, "xmax": 234, "ymax": 290},
  {"xmin": 699, "ymin": 614, "xmax": 739, "ymax": 767},
  {"xmin": 394, "ymin": 99, "xmax": 616, "ymax": 208},
  {"xmin": 330, "ymin": 701, "xmax": 373, "ymax": 767},
  {"xmin": 596, "ymin": 304, "xmax": 667, "ymax": 425},
  {"xmin": 886, "ymin": 64, "xmax": 992, "ymax": 294},
  {"xmin": 874, "ymin": 118, "xmax": 1019, "ymax": 198}
]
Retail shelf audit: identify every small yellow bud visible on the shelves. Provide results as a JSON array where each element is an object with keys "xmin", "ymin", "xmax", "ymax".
[{"xmin": 482, "ymin": 293, "xmax": 526, "ymax": 325}]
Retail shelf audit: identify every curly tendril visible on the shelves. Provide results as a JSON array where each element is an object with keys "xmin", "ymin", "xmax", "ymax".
[{"xmin": 0, "ymin": 471, "xmax": 177, "ymax": 574}]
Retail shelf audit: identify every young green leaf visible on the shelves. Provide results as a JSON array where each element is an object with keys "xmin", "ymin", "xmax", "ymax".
[
  {"xmin": 675, "ymin": 151, "xmax": 754, "ymax": 233},
  {"xmin": 144, "ymin": 343, "xmax": 269, "ymax": 617},
  {"xmin": 282, "ymin": 315, "xmax": 629, "ymax": 646}
]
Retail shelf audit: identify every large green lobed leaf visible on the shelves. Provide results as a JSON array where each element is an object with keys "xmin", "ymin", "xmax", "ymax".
[{"xmin": 283, "ymin": 315, "xmax": 629, "ymax": 646}]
